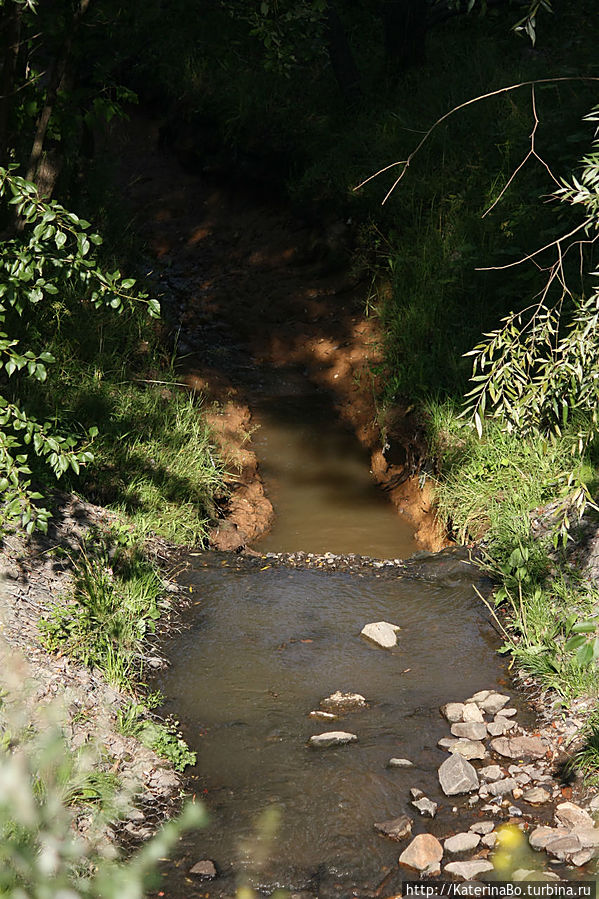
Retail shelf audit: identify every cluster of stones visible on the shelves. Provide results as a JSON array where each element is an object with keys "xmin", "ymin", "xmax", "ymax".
[
  {"xmin": 375, "ymin": 688, "xmax": 599, "ymax": 881},
  {"xmin": 308, "ymin": 621, "xmax": 399, "ymax": 748}
]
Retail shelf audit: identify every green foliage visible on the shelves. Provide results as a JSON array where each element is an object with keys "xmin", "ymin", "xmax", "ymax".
[
  {"xmin": 0, "ymin": 168, "xmax": 159, "ymax": 534},
  {"xmin": 464, "ymin": 109, "xmax": 599, "ymax": 539},
  {"xmin": 427, "ymin": 399, "xmax": 599, "ymax": 701},
  {"xmin": 116, "ymin": 702, "xmax": 196, "ymax": 772},
  {"xmin": 39, "ymin": 528, "xmax": 166, "ymax": 689}
]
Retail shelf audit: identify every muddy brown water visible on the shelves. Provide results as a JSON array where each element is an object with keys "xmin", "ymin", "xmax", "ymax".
[{"xmin": 154, "ymin": 399, "xmax": 517, "ymax": 899}]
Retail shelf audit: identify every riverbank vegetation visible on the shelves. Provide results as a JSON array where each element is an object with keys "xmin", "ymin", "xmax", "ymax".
[{"xmin": 3, "ymin": 0, "xmax": 599, "ymax": 887}]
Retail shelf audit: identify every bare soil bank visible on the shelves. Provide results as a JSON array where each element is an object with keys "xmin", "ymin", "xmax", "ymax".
[{"xmin": 116, "ymin": 113, "xmax": 446, "ymax": 553}]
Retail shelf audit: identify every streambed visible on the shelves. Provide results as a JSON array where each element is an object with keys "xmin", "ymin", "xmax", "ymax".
[{"xmin": 153, "ymin": 397, "xmax": 517, "ymax": 898}]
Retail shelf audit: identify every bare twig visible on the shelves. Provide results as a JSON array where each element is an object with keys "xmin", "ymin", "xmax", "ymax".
[
  {"xmin": 482, "ymin": 85, "xmax": 560, "ymax": 218},
  {"xmin": 354, "ymin": 76, "xmax": 599, "ymax": 205},
  {"xmin": 475, "ymin": 218, "xmax": 592, "ymax": 271}
]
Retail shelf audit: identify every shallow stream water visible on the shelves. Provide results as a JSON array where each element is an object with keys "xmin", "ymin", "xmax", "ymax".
[{"xmin": 155, "ymin": 396, "xmax": 515, "ymax": 899}]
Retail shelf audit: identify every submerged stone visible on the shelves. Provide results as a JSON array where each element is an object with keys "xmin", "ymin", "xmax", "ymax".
[{"xmin": 374, "ymin": 814, "xmax": 413, "ymax": 841}]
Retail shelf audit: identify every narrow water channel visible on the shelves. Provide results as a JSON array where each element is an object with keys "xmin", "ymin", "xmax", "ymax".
[{"xmin": 155, "ymin": 397, "xmax": 513, "ymax": 898}]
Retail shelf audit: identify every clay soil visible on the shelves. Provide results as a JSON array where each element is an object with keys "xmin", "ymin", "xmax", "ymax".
[{"xmin": 116, "ymin": 114, "xmax": 446, "ymax": 553}]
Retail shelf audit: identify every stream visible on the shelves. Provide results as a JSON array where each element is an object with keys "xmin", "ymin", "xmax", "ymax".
[{"xmin": 153, "ymin": 395, "xmax": 514, "ymax": 899}]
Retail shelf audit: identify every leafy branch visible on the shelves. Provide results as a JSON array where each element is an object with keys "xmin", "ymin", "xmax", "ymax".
[{"xmin": 0, "ymin": 167, "xmax": 160, "ymax": 534}]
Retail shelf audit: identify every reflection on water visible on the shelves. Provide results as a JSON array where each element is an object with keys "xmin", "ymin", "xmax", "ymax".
[
  {"xmin": 250, "ymin": 394, "xmax": 417, "ymax": 559},
  {"xmin": 155, "ymin": 557, "xmax": 510, "ymax": 898}
]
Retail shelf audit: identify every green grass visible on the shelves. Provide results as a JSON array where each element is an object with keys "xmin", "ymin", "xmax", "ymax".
[
  {"xmin": 426, "ymin": 398, "xmax": 599, "ymax": 704},
  {"xmin": 40, "ymin": 527, "xmax": 168, "ymax": 690}
]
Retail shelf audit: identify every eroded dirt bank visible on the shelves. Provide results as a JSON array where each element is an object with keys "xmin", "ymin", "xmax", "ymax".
[{"xmin": 116, "ymin": 114, "xmax": 445, "ymax": 553}]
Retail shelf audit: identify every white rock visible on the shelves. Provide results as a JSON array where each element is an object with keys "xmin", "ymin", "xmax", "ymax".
[
  {"xmin": 308, "ymin": 731, "xmax": 357, "ymax": 748},
  {"xmin": 451, "ymin": 722, "xmax": 487, "ymax": 741},
  {"xmin": 441, "ymin": 702, "xmax": 467, "ymax": 723},
  {"xmin": 463, "ymin": 704, "xmax": 484, "ymax": 723},
  {"xmin": 309, "ymin": 710, "xmax": 337, "ymax": 720},
  {"xmin": 444, "ymin": 832, "xmax": 481, "ymax": 854},
  {"xmin": 438, "ymin": 754, "xmax": 479, "ymax": 796},
  {"xmin": 469, "ymin": 821, "xmax": 495, "ymax": 835},
  {"xmin": 360, "ymin": 621, "xmax": 400, "ymax": 648},
  {"xmin": 388, "ymin": 757, "xmax": 414, "ymax": 768},
  {"xmin": 480, "ymin": 692, "xmax": 511, "ymax": 715},
  {"xmin": 479, "ymin": 765, "xmax": 503, "ymax": 782},
  {"xmin": 448, "ymin": 739, "xmax": 486, "ymax": 760},
  {"xmin": 319, "ymin": 691, "xmax": 367, "ymax": 713},
  {"xmin": 465, "ymin": 690, "xmax": 492, "ymax": 705},
  {"xmin": 444, "ymin": 860, "xmax": 494, "ymax": 880},
  {"xmin": 554, "ymin": 801, "xmax": 595, "ymax": 831}
]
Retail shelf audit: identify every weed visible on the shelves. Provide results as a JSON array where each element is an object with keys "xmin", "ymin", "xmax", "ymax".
[
  {"xmin": 40, "ymin": 528, "xmax": 165, "ymax": 690},
  {"xmin": 116, "ymin": 702, "xmax": 195, "ymax": 772}
]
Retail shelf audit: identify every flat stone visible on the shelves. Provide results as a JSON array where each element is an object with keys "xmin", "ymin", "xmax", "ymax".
[
  {"xmin": 529, "ymin": 827, "xmax": 569, "ymax": 851},
  {"xmin": 374, "ymin": 814, "xmax": 413, "ymax": 841},
  {"xmin": 480, "ymin": 693, "xmax": 511, "ymax": 715},
  {"xmin": 482, "ymin": 832, "xmax": 497, "ymax": 848},
  {"xmin": 444, "ymin": 860, "xmax": 494, "ymax": 880},
  {"xmin": 319, "ymin": 691, "xmax": 367, "ymax": 713},
  {"xmin": 308, "ymin": 731, "xmax": 357, "ymax": 748},
  {"xmin": 496, "ymin": 708, "xmax": 518, "ymax": 718},
  {"xmin": 410, "ymin": 788, "xmax": 424, "ymax": 800},
  {"xmin": 487, "ymin": 718, "xmax": 516, "ymax": 737},
  {"xmin": 412, "ymin": 797, "xmax": 438, "ymax": 817},
  {"xmin": 490, "ymin": 735, "xmax": 547, "ymax": 760},
  {"xmin": 189, "ymin": 860, "xmax": 217, "ymax": 879},
  {"xmin": 570, "ymin": 848, "xmax": 595, "ymax": 867},
  {"xmin": 544, "ymin": 834, "xmax": 584, "ymax": 862},
  {"xmin": 463, "ymin": 704, "xmax": 484, "ymax": 723},
  {"xmin": 448, "ymin": 739, "xmax": 486, "ymax": 760},
  {"xmin": 387, "ymin": 757, "xmax": 414, "ymax": 768},
  {"xmin": 309, "ymin": 710, "xmax": 337, "ymax": 720},
  {"xmin": 451, "ymin": 722, "xmax": 487, "ymax": 741},
  {"xmin": 399, "ymin": 833, "xmax": 443, "ymax": 875},
  {"xmin": 588, "ymin": 794, "xmax": 599, "ymax": 811},
  {"xmin": 574, "ymin": 828, "xmax": 599, "ymax": 849},
  {"xmin": 438, "ymin": 737, "xmax": 459, "ymax": 750},
  {"xmin": 360, "ymin": 621, "xmax": 400, "ymax": 648},
  {"xmin": 469, "ymin": 821, "xmax": 495, "ymax": 835},
  {"xmin": 508, "ymin": 805, "xmax": 523, "ymax": 817},
  {"xmin": 488, "ymin": 778, "xmax": 518, "ymax": 798},
  {"xmin": 479, "ymin": 765, "xmax": 503, "ymax": 782},
  {"xmin": 465, "ymin": 690, "xmax": 492, "ymax": 705},
  {"xmin": 441, "ymin": 702, "xmax": 466, "ymax": 723},
  {"xmin": 522, "ymin": 787, "xmax": 551, "ymax": 805},
  {"xmin": 554, "ymin": 801, "xmax": 595, "ymax": 831},
  {"xmin": 438, "ymin": 754, "xmax": 479, "ymax": 796},
  {"xmin": 444, "ymin": 832, "xmax": 481, "ymax": 854}
]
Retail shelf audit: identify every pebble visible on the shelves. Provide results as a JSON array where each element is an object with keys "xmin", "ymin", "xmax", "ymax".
[
  {"xmin": 480, "ymin": 692, "xmax": 511, "ymax": 715},
  {"xmin": 412, "ymin": 797, "xmax": 438, "ymax": 818},
  {"xmin": 469, "ymin": 821, "xmax": 494, "ymax": 835},
  {"xmin": 480, "ymin": 765, "xmax": 503, "ymax": 781},
  {"xmin": 388, "ymin": 757, "xmax": 414, "ymax": 768},
  {"xmin": 482, "ymin": 832, "xmax": 497, "ymax": 848},
  {"xmin": 374, "ymin": 814, "xmax": 413, "ymax": 841},
  {"xmin": 189, "ymin": 860, "xmax": 217, "ymax": 878},
  {"xmin": 488, "ymin": 778, "xmax": 518, "ymax": 798},
  {"xmin": 522, "ymin": 787, "xmax": 551, "ymax": 805}
]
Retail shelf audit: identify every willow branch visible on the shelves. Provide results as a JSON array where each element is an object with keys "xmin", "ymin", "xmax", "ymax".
[{"xmin": 354, "ymin": 76, "xmax": 599, "ymax": 204}]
